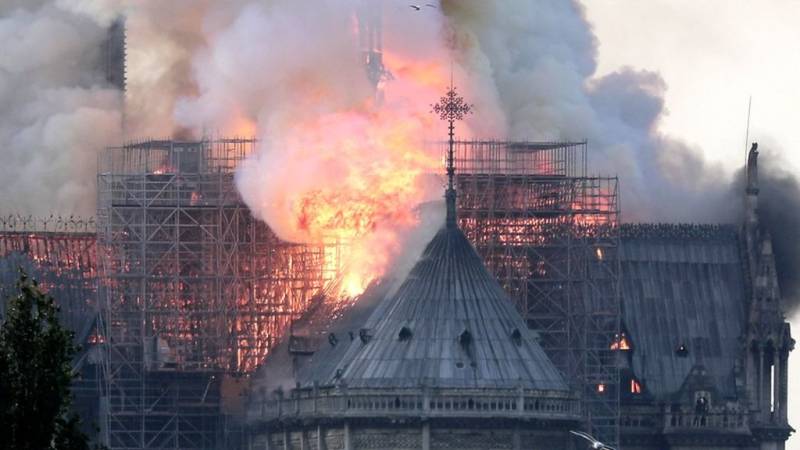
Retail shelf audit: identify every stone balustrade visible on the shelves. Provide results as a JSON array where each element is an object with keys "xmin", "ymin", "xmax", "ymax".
[
  {"xmin": 249, "ymin": 387, "xmax": 580, "ymax": 423},
  {"xmin": 664, "ymin": 408, "xmax": 749, "ymax": 433}
]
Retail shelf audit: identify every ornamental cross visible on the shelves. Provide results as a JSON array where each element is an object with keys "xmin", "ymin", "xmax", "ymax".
[
  {"xmin": 432, "ymin": 84, "xmax": 473, "ymax": 229},
  {"xmin": 432, "ymin": 87, "xmax": 472, "ymax": 122}
]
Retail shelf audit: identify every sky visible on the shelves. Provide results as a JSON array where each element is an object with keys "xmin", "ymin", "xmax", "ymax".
[
  {"xmin": 584, "ymin": 0, "xmax": 800, "ymax": 171},
  {"xmin": 582, "ymin": 1, "xmax": 800, "ymax": 447}
]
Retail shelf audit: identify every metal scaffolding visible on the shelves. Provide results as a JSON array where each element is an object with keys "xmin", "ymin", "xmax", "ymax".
[
  {"xmin": 97, "ymin": 139, "xmax": 326, "ymax": 450},
  {"xmin": 453, "ymin": 140, "xmax": 621, "ymax": 446}
]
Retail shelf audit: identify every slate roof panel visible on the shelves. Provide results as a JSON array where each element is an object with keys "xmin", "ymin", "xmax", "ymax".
[
  {"xmin": 302, "ymin": 225, "xmax": 567, "ymax": 391},
  {"xmin": 619, "ymin": 226, "xmax": 746, "ymax": 400}
]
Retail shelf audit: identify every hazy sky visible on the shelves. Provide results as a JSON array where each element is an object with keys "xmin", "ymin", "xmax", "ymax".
[
  {"xmin": 582, "ymin": 2, "xmax": 800, "ymax": 447},
  {"xmin": 584, "ymin": 0, "xmax": 800, "ymax": 171}
]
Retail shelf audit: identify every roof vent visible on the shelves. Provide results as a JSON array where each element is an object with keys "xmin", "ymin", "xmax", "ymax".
[
  {"xmin": 510, "ymin": 328, "xmax": 522, "ymax": 346},
  {"xmin": 676, "ymin": 343, "xmax": 689, "ymax": 357},
  {"xmin": 359, "ymin": 328, "xmax": 372, "ymax": 344},
  {"xmin": 459, "ymin": 330, "xmax": 472, "ymax": 349},
  {"xmin": 398, "ymin": 326, "xmax": 413, "ymax": 341}
]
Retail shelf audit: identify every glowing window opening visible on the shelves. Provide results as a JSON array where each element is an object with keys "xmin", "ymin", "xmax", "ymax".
[{"xmin": 610, "ymin": 332, "xmax": 631, "ymax": 351}]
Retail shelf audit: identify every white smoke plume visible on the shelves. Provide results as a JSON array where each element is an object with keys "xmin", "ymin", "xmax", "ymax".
[
  {"xmin": 170, "ymin": 0, "xmax": 462, "ymax": 291},
  {"xmin": 0, "ymin": 1, "xmax": 122, "ymax": 217},
  {"xmin": 122, "ymin": 0, "xmax": 254, "ymax": 137},
  {"xmin": 0, "ymin": 0, "xmax": 251, "ymax": 216}
]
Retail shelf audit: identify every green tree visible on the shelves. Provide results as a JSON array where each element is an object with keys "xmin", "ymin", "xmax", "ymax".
[{"xmin": 0, "ymin": 271, "xmax": 93, "ymax": 450}]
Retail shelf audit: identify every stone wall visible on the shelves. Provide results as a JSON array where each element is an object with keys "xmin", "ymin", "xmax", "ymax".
[{"xmin": 251, "ymin": 422, "xmax": 573, "ymax": 450}]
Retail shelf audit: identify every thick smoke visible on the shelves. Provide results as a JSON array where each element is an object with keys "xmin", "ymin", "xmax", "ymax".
[
  {"xmin": 441, "ymin": 0, "xmax": 736, "ymax": 223},
  {"xmin": 0, "ymin": 0, "xmax": 250, "ymax": 215},
  {"xmin": 752, "ymin": 151, "xmax": 800, "ymax": 309},
  {"xmin": 123, "ymin": 0, "xmax": 259, "ymax": 137},
  {"xmin": 725, "ymin": 148, "xmax": 800, "ymax": 310},
  {"xmin": 170, "ymin": 0, "xmax": 460, "ymax": 290},
  {"xmin": 0, "ymin": 1, "xmax": 122, "ymax": 216}
]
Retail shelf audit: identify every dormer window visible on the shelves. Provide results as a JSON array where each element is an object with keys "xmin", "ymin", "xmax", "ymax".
[
  {"xmin": 398, "ymin": 326, "xmax": 413, "ymax": 341},
  {"xmin": 459, "ymin": 330, "xmax": 473, "ymax": 348},
  {"xmin": 510, "ymin": 328, "xmax": 522, "ymax": 346},
  {"xmin": 359, "ymin": 328, "xmax": 372, "ymax": 344}
]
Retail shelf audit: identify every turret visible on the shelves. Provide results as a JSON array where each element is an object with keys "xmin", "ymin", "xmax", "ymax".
[
  {"xmin": 103, "ymin": 17, "xmax": 126, "ymax": 93},
  {"xmin": 739, "ymin": 143, "xmax": 794, "ymax": 441}
]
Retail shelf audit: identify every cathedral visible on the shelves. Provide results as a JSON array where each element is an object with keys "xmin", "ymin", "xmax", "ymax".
[{"xmin": 242, "ymin": 130, "xmax": 793, "ymax": 448}]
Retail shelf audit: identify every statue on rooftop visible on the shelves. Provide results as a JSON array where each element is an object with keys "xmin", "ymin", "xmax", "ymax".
[{"xmin": 746, "ymin": 142, "xmax": 759, "ymax": 195}]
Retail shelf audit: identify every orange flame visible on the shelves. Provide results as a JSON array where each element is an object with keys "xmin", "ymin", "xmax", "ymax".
[
  {"xmin": 236, "ymin": 50, "xmax": 454, "ymax": 298},
  {"xmin": 276, "ymin": 109, "xmax": 440, "ymax": 296},
  {"xmin": 610, "ymin": 333, "xmax": 631, "ymax": 351}
]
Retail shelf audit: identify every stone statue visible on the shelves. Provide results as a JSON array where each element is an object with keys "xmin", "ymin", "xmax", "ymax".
[{"xmin": 746, "ymin": 142, "xmax": 759, "ymax": 194}]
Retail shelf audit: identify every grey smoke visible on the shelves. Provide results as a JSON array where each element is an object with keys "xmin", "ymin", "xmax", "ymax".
[
  {"xmin": 442, "ymin": 0, "xmax": 738, "ymax": 223},
  {"xmin": 742, "ymin": 150, "xmax": 800, "ymax": 310},
  {"xmin": 0, "ymin": 1, "xmax": 122, "ymax": 217}
]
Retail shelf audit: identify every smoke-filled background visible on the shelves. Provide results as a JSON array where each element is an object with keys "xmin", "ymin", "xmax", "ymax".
[
  {"xmin": 0, "ymin": 0, "xmax": 121, "ymax": 216},
  {"xmin": 2, "ymin": 0, "xmax": 800, "ymax": 445}
]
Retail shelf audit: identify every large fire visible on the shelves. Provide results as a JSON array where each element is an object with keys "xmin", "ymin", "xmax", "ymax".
[
  {"xmin": 235, "ymin": 15, "xmax": 454, "ymax": 297},
  {"xmin": 255, "ymin": 106, "xmax": 444, "ymax": 297}
]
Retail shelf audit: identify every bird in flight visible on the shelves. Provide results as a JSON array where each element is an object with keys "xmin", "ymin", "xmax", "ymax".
[{"xmin": 570, "ymin": 430, "xmax": 617, "ymax": 450}]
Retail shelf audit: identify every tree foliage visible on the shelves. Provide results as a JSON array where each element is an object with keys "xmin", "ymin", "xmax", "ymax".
[{"xmin": 0, "ymin": 271, "xmax": 93, "ymax": 450}]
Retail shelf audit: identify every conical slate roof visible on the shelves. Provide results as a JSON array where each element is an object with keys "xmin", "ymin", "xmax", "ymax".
[{"xmin": 306, "ymin": 225, "xmax": 567, "ymax": 391}]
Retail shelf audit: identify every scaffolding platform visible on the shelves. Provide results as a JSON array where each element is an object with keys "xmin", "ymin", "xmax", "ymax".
[{"xmin": 97, "ymin": 139, "xmax": 326, "ymax": 449}]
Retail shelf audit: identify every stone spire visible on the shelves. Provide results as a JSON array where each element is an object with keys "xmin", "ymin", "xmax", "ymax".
[{"xmin": 432, "ymin": 83, "xmax": 472, "ymax": 228}]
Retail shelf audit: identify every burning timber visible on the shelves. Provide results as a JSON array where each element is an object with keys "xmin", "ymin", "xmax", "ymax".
[{"xmin": 0, "ymin": 215, "xmax": 102, "ymax": 439}]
